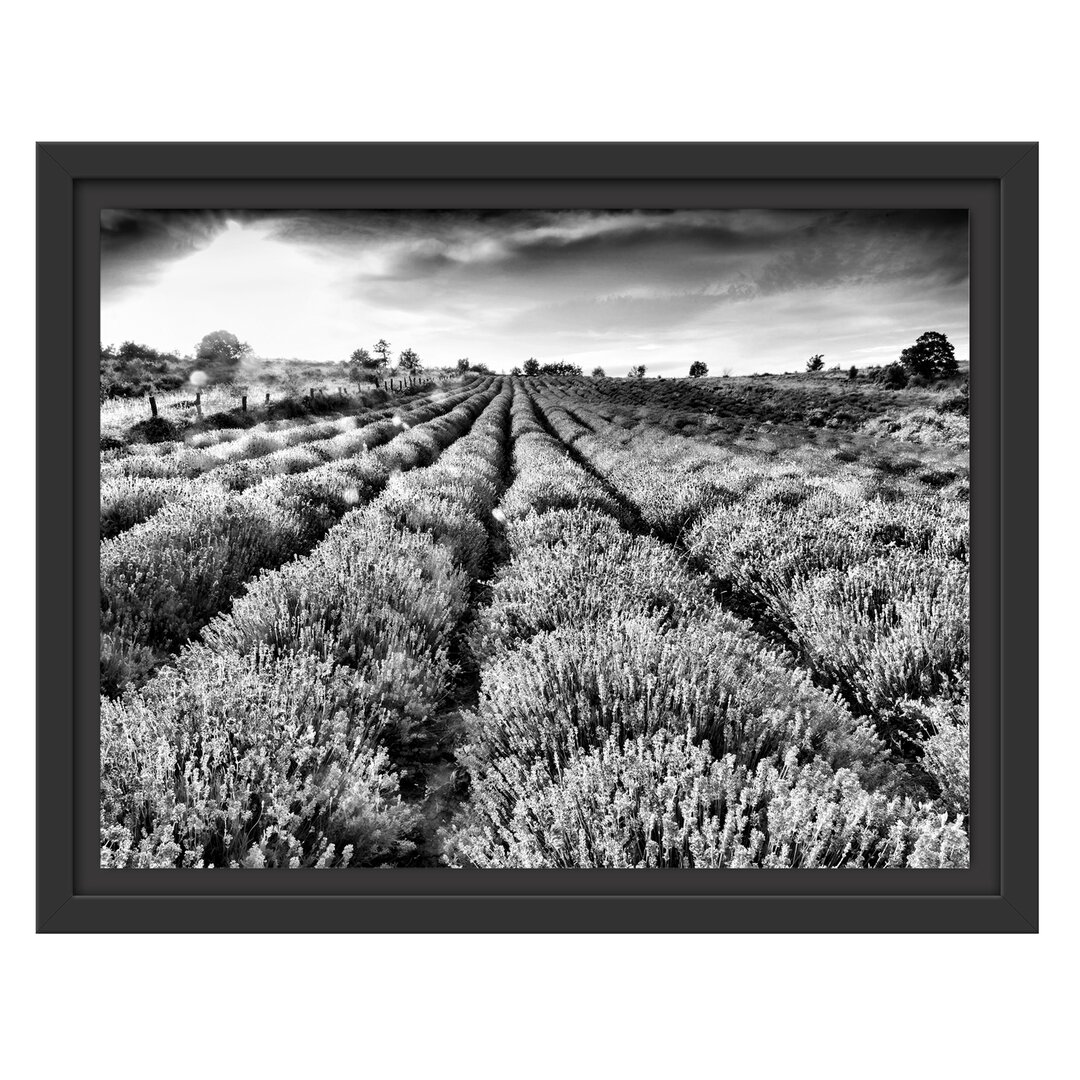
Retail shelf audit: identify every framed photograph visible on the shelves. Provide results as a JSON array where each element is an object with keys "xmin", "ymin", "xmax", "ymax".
[{"xmin": 37, "ymin": 142, "xmax": 1037, "ymax": 932}]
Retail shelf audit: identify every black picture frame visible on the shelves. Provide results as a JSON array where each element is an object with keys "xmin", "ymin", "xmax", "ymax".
[{"xmin": 37, "ymin": 142, "xmax": 1038, "ymax": 933}]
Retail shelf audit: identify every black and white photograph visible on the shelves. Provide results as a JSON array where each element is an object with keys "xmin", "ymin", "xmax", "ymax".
[{"xmin": 98, "ymin": 207, "xmax": 971, "ymax": 870}]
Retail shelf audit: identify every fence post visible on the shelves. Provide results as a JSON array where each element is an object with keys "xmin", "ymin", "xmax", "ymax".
[
  {"xmin": 195, "ymin": 391, "xmax": 203, "ymax": 420},
  {"xmin": 309, "ymin": 387, "xmax": 315, "ymax": 399},
  {"xmin": 148, "ymin": 395, "xmax": 157, "ymax": 418},
  {"xmin": 265, "ymin": 392, "xmax": 270, "ymax": 405},
  {"xmin": 241, "ymin": 395, "xmax": 247, "ymax": 412}
]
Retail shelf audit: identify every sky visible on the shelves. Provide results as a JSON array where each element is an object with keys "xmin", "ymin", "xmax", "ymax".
[{"xmin": 100, "ymin": 208, "xmax": 968, "ymax": 376}]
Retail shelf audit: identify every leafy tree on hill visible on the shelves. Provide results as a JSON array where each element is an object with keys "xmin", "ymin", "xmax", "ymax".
[
  {"xmin": 456, "ymin": 357, "xmax": 470, "ymax": 372},
  {"xmin": 194, "ymin": 330, "xmax": 251, "ymax": 385},
  {"xmin": 522, "ymin": 357, "xmax": 541, "ymax": 376},
  {"xmin": 510, "ymin": 366, "xmax": 522, "ymax": 376},
  {"xmin": 629, "ymin": 364, "xmax": 646, "ymax": 379},
  {"xmin": 899, "ymin": 331, "xmax": 958, "ymax": 380},
  {"xmin": 398, "ymin": 347, "xmax": 422, "ymax": 372},
  {"xmin": 592, "ymin": 366, "xmax": 606, "ymax": 377},
  {"xmin": 806, "ymin": 353, "xmax": 825, "ymax": 373},
  {"xmin": 689, "ymin": 361, "xmax": 708, "ymax": 378}
]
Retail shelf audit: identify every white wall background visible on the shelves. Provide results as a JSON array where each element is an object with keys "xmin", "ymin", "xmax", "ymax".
[{"xmin": 2, "ymin": 3, "xmax": 1070, "ymax": 1076}]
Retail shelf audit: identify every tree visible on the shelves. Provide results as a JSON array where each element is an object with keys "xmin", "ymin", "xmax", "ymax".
[
  {"xmin": 899, "ymin": 331, "xmax": 957, "ymax": 380},
  {"xmin": 346, "ymin": 348, "xmax": 378, "ymax": 389},
  {"xmin": 522, "ymin": 357, "xmax": 541, "ymax": 376},
  {"xmin": 591, "ymin": 366, "xmax": 606, "ymax": 377},
  {"xmin": 848, "ymin": 365, "xmax": 859, "ymax": 381},
  {"xmin": 689, "ymin": 360, "xmax": 708, "ymax": 378},
  {"xmin": 398, "ymin": 347, "xmax": 421, "ymax": 372},
  {"xmin": 539, "ymin": 361, "xmax": 582, "ymax": 376},
  {"xmin": 629, "ymin": 364, "xmax": 646, "ymax": 379},
  {"xmin": 373, "ymin": 339, "xmax": 392, "ymax": 370},
  {"xmin": 100, "ymin": 340, "xmax": 186, "ymax": 397},
  {"xmin": 806, "ymin": 353, "xmax": 825, "ymax": 373},
  {"xmin": 456, "ymin": 357, "xmax": 470, "ymax": 372},
  {"xmin": 194, "ymin": 330, "xmax": 251, "ymax": 385},
  {"xmin": 509, "ymin": 366, "xmax": 522, "ymax": 376}
]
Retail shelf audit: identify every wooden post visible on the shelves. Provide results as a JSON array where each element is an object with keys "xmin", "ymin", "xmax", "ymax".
[
  {"xmin": 265, "ymin": 392, "xmax": 270, "ymax": 405},
  {"xmin": 241, "ymin": 395, "xmax": 247, "ymax": 412},
  {"xmin": 309, "ymin": 387, "xmax": 315, "ymax": 399},
  {"xmin": 195, "ymin": 391, "xmax": 202, "ymax": 420},
  {"xmin": 148, "ymin": 395, "xmax": 157, "ymax": 418}
]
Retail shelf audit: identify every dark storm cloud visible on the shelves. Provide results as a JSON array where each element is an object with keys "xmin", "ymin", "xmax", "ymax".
[
  {"xmin": 754, "ymin": 210, "xmax": 968, "ymax": 295},
  {"xmin": 100, "ymin": 209, "xmax": 257, "ymax": 293},
  {"xmin": 102, "ymin": 207, "xmax": 967, "ymax": 296}
]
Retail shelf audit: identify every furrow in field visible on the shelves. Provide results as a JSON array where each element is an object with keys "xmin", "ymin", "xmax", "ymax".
[
  {"xmin": 100, "ymin": 380, "xmax": 502, "ymax": 697},
  {"xmin": 444, "ymin": 383, "xmax": 965, "ymax": 869},
  {"xmin": 100, "ymin": 383, "xmax": 514, "ymax": 868}
]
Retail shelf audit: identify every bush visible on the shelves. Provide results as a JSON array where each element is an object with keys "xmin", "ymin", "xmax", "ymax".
[
  {"xmin": 453, "ymin": 731, "xmax": 964, "ymax": 869},
  {"xmin": 466, "ymin": 615, "xmax": 881, "ymax": 780},
  {"xmin": 471, "ymin": 516, "xmax": 718, "ymax": 657},
  {"xmin": 127, "ymin": 415, "xmax": 179, "ymax": 444},
  {"xmin": 878, "ymin": 362, "xmax": 909, "ymax": 390},
  {"xmin": 101, "ymin": 648, "xmax": 420, "ymax": 868},
  {"xmin": 785, "ymin": 554, "xmax": 969, "ymax": 722},
  {"xmin": 100, "ymin": 486, "xmax": 311, "ymax": 693}
]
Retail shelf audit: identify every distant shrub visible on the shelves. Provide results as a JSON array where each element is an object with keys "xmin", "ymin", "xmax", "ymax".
[
  {"xmin": 878, "ymin": 363, "xmax": 909, "ymax": 389},
  {"xmin": 918, "ymin": 468, "xmax": 959, "ymax": 489},
  {"xmin": 936, "ymin": 390, "xmax": 969, "ymax": 417},
  {"xmin": 127, "ymin": 415, "xmax": 180, "ymax": 444}
]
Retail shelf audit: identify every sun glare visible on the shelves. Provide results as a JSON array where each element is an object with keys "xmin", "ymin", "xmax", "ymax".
[{"xmin": 101, "ymin": 219, "xmax": 345, "ymax": 359}]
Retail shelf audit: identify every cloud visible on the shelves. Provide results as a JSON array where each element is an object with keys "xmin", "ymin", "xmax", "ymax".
[{"xmin": 100, "ymin": 208, "xmax": 968, "ymax": 374}]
